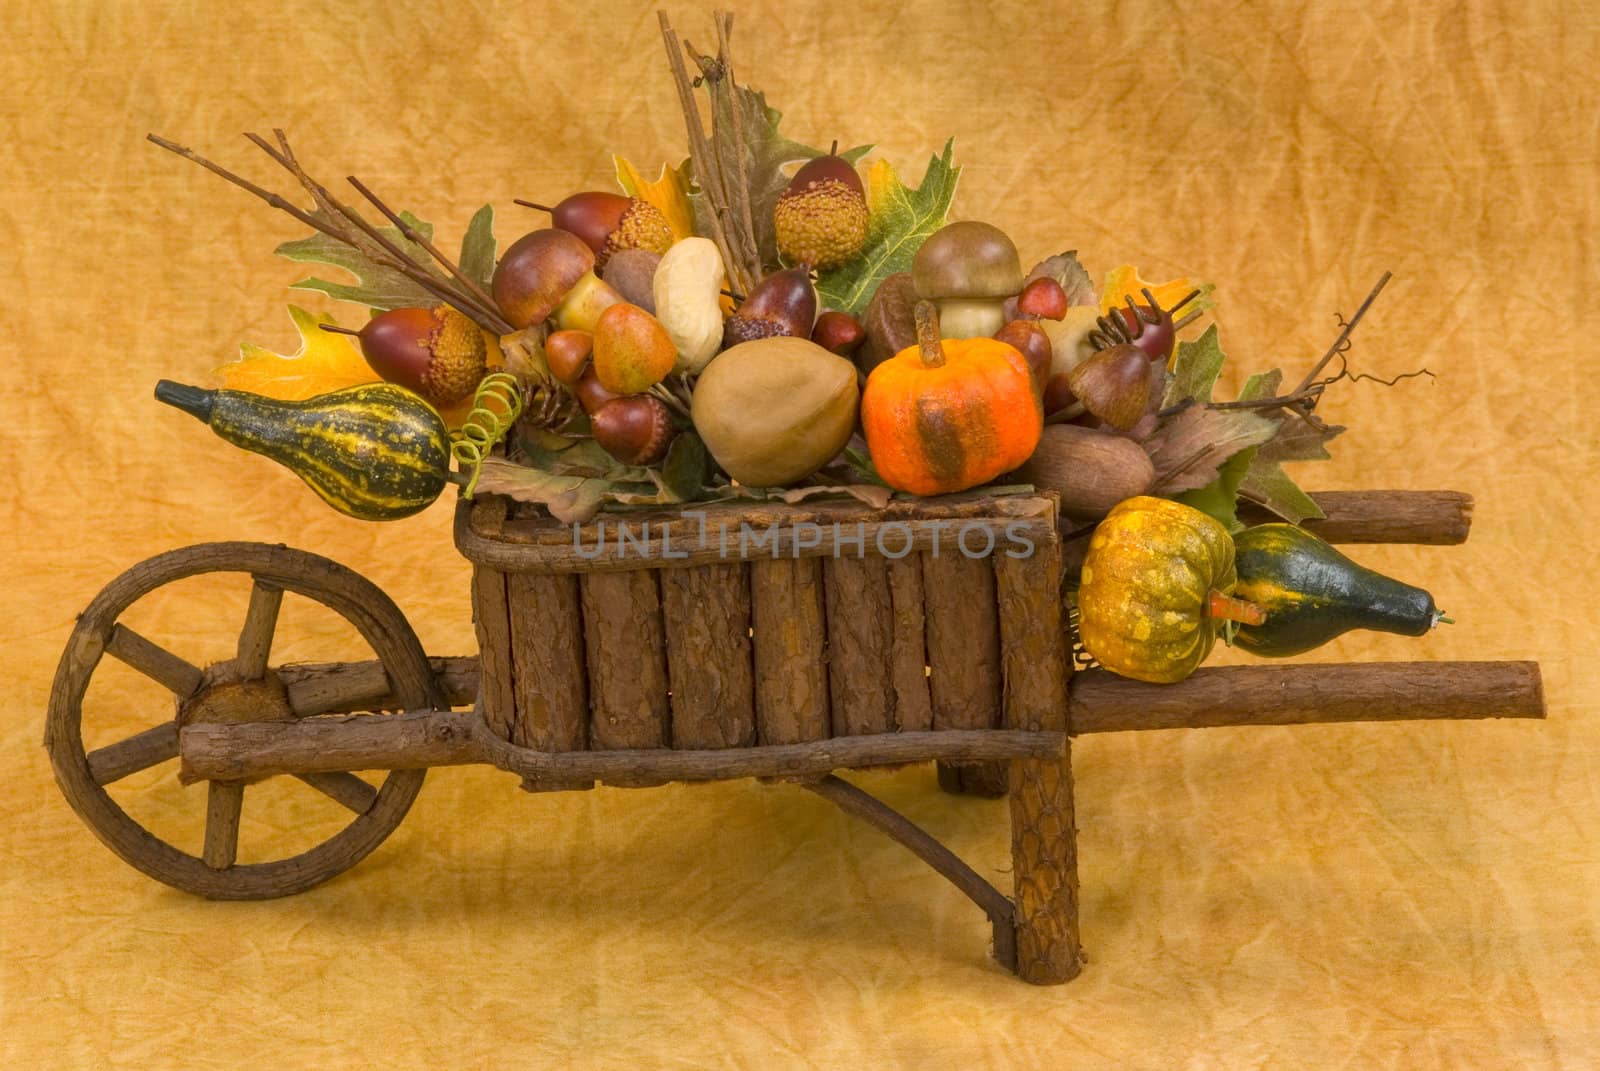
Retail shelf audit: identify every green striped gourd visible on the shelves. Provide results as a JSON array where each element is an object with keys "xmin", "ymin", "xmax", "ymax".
[
  {"xmin": 154, "ymin": 381, "xmax": 451, "ymax": 521},
  {"xmin": 1231, "ymin": 523, "xmax": 1450, "ymax": 656}
]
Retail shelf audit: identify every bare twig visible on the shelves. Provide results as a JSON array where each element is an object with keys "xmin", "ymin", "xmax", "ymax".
[
  {"xmin": 146, "ymin": 134, "xmax": 325, "ymax": 235},
  {"xmin": 243, "ymin": 132, "xmax": 508, "ymax": 333},
  {"xmin": 1291, "ymin": 272, "xmax": 1392, "ymax": 397},
  {"xmin": 347, "ymin": 175, "xmax": 511, "ymax": 332},
  {"xmin": 659, "ymin": 12, "xmax": 747, "ymax": 293},
  {"xmin": 712, "ymin": 12, "xmax": 760, "ymax": 276}
]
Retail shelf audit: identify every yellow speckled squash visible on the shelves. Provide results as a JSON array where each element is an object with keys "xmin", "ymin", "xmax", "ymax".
[{"xmin": 1076, "ymin": 496, "xmax": 1264, "ymax": 683}]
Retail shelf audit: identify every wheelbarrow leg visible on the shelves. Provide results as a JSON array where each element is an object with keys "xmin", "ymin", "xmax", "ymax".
[
  {"xmin": 996, "ymin": 535, "xmax": 1084, "ymax": 983},
  {"xmin": 1007, "ymin": 747, "xmax": 1083, "ymax": 983}
]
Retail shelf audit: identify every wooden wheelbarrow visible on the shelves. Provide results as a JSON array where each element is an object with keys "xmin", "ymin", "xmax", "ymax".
[{"xmin": 45, "ymin": 489, "xmax": 1544, "ymax": 984}]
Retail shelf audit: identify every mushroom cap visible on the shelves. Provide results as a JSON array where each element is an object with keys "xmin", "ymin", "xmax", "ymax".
[
  {"xmin": 492, "ymin": 228, "xmax": 596, "ymax": 330},
  {"xmin": 912, "ymin": 221, "xmax": 1024, "ymax": 301}
]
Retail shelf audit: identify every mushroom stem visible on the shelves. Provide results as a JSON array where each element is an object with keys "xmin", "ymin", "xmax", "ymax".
[{"xmin": 914, "ymin": 300, "xmax": 946, "ymax": 369}]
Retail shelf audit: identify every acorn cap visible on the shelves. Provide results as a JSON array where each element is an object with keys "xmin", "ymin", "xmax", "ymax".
[{"xmin": 911, "ymin": 221, "xmax": 1024, "ymax": 301}]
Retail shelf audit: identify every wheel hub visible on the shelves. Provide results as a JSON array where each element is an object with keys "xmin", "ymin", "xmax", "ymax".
[{"xmin": 179, "ymin": 664, "xmax": 293, "ymax": 726}]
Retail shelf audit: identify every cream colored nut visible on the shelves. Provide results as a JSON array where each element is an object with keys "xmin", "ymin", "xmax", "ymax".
[
  {"xmin": 652, "ymin": 237, "xmax": 725, "ymax": 374},
  {"xmin": 1039, "ymin": 304, "xmax": 1102, "ymax": 379}
]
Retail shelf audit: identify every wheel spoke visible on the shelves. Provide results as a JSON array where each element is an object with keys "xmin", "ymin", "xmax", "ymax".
[
  {"xmin": 236, "ymin": 580, "xmax": 284, "ymax": 679},
  {"xmin": 296, "ymin": 771, "xmax": 379, "ymax": 813},
  {"xmin": 203, "ymin": 781, "xmax": 244, "ymax": 869},
  {"xmin": 105, "ymin": 624, "xmax": 203, "ymax": 698},
  {"xmin": 87, "ymin": 722, "xmax": 180, "ymax": 785}
]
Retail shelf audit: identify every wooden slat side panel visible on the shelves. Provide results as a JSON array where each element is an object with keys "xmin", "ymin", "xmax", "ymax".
[
  {"xmin": 750, "ymin": 557, "xmax": 829, "ymax": 744},
  {"xmin": 923, "ymin": 553, "xmax": 1002, "ymax": 730},
  {"xmin": 661, "ymin": 563, "xmax": 756, "ymax": 749},
  {"xmin": 579, "ymin": 570, "xmax": 669, "ymax": 749},
  {"xmin": 505, "ymin": 572, "xmax": 588, "ymax": 752},
  {"xmin": 470, "ymin": 565, "xmax": 515, "ymax": 741},
  {"xmin": 924, "ymin": 551, "xmax": 1005, "ymax": 795},
  {"xmin": 823, "ymin": 555, "xmax": 895, "ymax": 736},
  {"xmin": 886, "ymin": 554, "xmax": 933, "ymax": 732}
]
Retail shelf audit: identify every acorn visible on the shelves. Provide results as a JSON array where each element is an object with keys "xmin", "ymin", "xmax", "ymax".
[
  {"xmin": 993, "ymin": 319, "xmax": 1054, "ymax": 390},
  {"xmin": 543, "ymin": 329, "xmax": 593, "ymax": 385},
  {"xmin": 591, "ymin": 394, "xmax": 675, "ymax": 466},
  {"xmin": 572, "ymin": 368, "xmax": 624, "ymax": 415},
  {"xmin": 326, "ymin": 305, "xmax": 486, "ymax": 407},
  {"xmin": 1016, "ymin": 277, "xmax": 1069, "ymax": 321},
  {"xmin": 491, "ymin": 228, "xmax": 595, "ymax": 330},
  {"xmin": 811, "ymin": 310, "xmax": 865, "ymax": 357},
  {"xmin": 773, "ymin": 147, "xmax": 869, "ymax": 271},
  {"xmin": 518, "ymin": 192, "xmax": 673, "ymax": 270},
  {"xmin": 723, "ymin": 266, "xmax": 818, "ymax": 347},
  {"xmin": 861, "ymin": 271, "xmax": 918, "ymax": 374}
]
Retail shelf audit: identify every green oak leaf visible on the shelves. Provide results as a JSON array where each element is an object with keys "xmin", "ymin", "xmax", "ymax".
[
  {"xmin": 458, "ymin": 204, "xmax": 496, "ymax": 294},
  {"xmin": 1164, "ymin": 324, "xmax": 1227, "ymax": 405},
  {"xmin": 276, "ymin": 209, "xmax": 442, "ymax": 312},
  {"xmin": 1175, "ymin": 446, "xmax": 1258, "ymax": 531},
  {"xmin": 1240, "ymin": 415, "xmax": 1345, "ymax": 523},
  {"xmin": 1231, "ymin": 366, "xmax": 1345, "ymax": 523},
  {"xmin": 815, "ymin": 140, "xmax": 960, "ymax": 316},
  {"xmin": 659, "ymin": 432, "xmax": 711, "ymax": 501}
]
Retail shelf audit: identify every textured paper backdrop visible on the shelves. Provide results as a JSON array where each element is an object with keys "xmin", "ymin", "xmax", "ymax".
[{"xmin": 3, "ymin": 0, "xmax": 1597, "ymax": 1067}]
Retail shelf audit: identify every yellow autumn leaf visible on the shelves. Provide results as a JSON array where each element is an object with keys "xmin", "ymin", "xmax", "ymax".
[
  {"xmin": 214, "ymin": 306, "xmax": 380, "ymax": 400},
  {"xmin": 614, "ymin": 155, "xmax": 695, "ymax": 241},
  {"xmin": 1100, "ymin": 265, "xmax": 1217, "ymax": 322}
]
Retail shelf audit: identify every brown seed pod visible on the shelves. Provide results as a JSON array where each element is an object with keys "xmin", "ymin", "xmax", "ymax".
[
  {"xmin": 1067, "ymin": 343, "xmax": 1151, "ymax": 431},
  {"xmin": 861, "ymin": 272, "xmax": 919, "ymax": 374},
  {"xmin": 1011, "ymin": 424, "xmax": 1157, "ymax": 520}
]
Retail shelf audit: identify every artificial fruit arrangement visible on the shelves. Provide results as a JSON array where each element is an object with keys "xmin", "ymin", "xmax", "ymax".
[{"xmin": 147, "ymin": 13, "xmax": 1445, "ymax": 686}]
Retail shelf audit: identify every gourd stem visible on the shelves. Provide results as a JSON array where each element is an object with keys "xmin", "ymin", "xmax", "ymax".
[
  {"xmin": 154, "ymin": 380, "xmax": 216, "ymax": 424},
  {"xmin": 1207, "ymin": 589, "xmax": 1267, "ymax": 626},
  {"xmin": 914, "ymin": 300, "xmax": 946, "ymax": 369}
]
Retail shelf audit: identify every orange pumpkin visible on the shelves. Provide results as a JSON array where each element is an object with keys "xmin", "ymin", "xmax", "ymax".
[{"xmin": 862, "ymin": 302, "xmax": 1042, "ymax": 495}]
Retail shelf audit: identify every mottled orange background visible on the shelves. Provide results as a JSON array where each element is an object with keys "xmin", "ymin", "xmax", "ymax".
[{"xmin": 3, "ymin": 1, "xmax": 1597, "ymax": 1067}]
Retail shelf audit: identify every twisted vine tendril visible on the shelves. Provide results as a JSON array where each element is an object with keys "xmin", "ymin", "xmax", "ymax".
[{"xmin": 450, "ymin": 372, "xmax": 524, "ymax": 498}]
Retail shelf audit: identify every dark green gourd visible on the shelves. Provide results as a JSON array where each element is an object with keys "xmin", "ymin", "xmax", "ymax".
[
  {"xmin": 155, "ymin": 381, "xmax": 451, "ymax": 521},
  {"xmin": 1231, "ymin": 523, "xmax": 1450, "ymax": 657}
]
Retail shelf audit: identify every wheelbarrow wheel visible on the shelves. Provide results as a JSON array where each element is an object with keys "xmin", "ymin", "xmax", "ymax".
[{"xmin": 46, "ymin": 543, "xmax": 441, "ymax": 900}]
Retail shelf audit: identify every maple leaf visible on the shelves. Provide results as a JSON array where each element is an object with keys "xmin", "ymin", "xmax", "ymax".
[
  {"xmin": 815, "ymin": 141, "xmax": 961, "ymax": 316},
  {"xmin": 213, "ymin": 305, "xmax": 379, "ymax": 399},
  {"xmin": 1144, "ymin": 404, "xmax": 1279, "ymax": 496},
  {"xmin": 1239, "ymin": 387, "xmax": 1346, "ymax": 524},
  {"xmin": 276, "ymin": 209, "xmax": 444, "ymax": 312},
  {"xmin": 1100, "ymin": 265, "xmax": 1217, "ymax": 343},
  {"xmin": 615, "ymin": 155, "xmax": 696, "ymax": 241}
]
